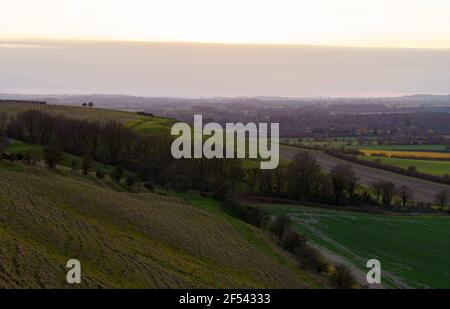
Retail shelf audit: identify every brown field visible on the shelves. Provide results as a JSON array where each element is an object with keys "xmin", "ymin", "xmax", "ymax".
[{"xmin": 0, "ymin": 161, "xmax": 315, "ymax": 288}]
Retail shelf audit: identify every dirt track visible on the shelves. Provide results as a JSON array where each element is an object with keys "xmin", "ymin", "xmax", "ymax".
[{"xmin": 280, "ymin": 145, "xmax": 450, "ymax": 203}]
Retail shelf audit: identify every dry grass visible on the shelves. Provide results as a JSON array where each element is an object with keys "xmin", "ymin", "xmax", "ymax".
[{"xmin": 0, "ymin": 163, "xmax": 313, "ymax": 288}]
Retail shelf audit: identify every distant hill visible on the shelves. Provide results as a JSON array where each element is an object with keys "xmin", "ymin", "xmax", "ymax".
[
  {"xmin": 0, "ymin": 101, "xmax": 177, "ymax": 134},
  {"xmin": 396, "ymin": 94, "xmax": 450, "ymax": 102}
]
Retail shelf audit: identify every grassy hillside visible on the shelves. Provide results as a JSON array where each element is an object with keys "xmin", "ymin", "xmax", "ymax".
[
  {"xmin": 0, "ymin": 102, "xmax": 176, "ymax": 134},
  {"xmin": 1, "ymin": 102, "xmax": 269, "ymax": 169},
  {"xmin": 261, "ymin": 204, "xmax": 450, "ymax": 289},
  {"xmin": 5, "ymin": 139, "xmax": 116, "ymax": 175},
  {"xmin": 0, "ymin": 161, "xmax": 316, "ymax": 288}
]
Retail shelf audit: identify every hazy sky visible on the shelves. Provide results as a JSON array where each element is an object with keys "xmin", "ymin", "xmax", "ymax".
[
  {"xmin": 1, "ymin": 0, "xmax": 450, "ymax": 48},
  {"xmin": 1, "ymin": 1, "xmax": 450, "ymax": 97},
  {"xmin": 1, "ymin": 40, "xmax": 450, "ymax": 97}
]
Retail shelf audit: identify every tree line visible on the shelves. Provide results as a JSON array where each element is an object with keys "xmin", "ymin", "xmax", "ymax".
[
  {"xmin": 1, "ymin": 110, "xmax": 243, "ymax": 193},
  {"xmin": 2, "ymin": 110, "xmax": 448, "ymax": 211}
]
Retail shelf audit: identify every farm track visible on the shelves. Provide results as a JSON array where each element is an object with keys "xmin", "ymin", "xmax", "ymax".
[{"xmin": 280, "ymin": 145, "xmax": 450, "ymax": 203}]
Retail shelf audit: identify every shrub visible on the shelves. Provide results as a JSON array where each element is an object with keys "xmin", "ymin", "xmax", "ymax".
[
  {"xmin": 294, "ymin": 244, "xmax": 328, "ymax": 273},
  {"xmin": 242, "ymin": 206, "xmax": 265, "ymax": 228},
  {"xmin": 281, "ymin": 228, "xmax": 306, "ymax": 253},
  {"xmin": 82, "ymin": 156, "xmax": 93, "ymax": 175},
  {"xmin": 70, "ymin": 160, "xmax": 78, "ymax": 172},
  {"xmin": 23, "ymin": 151, "xmax": 40, "ymax": 165},
  {"xmin": 43, "ymin": 144, "xmax": 62, "ymax": 169},
  {"xmin": 330, "ymin": 264, "xmax": 356, "ymax": 289},
  {"xmin": 143, "ymin": 182, "xmax": 154, "ymax": 191},
  {"xmin": 96, "ymin": 170, "xmax": 105, "ymax": 179},
  {"xmin": 111, "ymin": 166, "xmax": 124, "ymax": 182},
  {"xmin": 406, "ymin": 165, "xmax": 418, "ymax": 175},
  {"xmin": 270, "ymin": 215, "xmax": 291, "ymax": 240},
  {"xmin": 126, "ymin": 176, "xmax": 136, "ymax": 186}
]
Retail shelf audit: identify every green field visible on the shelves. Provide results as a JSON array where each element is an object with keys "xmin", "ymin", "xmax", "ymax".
[
  {"xmin": 124, "ymin": 116, "xmax": 177, "ymax": 134},
  {"xmin": 281, "ymin": 137, "xmax": 362, "ymax": 149},
  {"xmin": 282, "ymin": 136, "xmax": 449, "ymax": 153},
  {"xmin": 5, "ymin": 139, "xmax": 116, "ymax": 175},
  {"xmin": 359, "ymin": 155, "xmax": 450, "ymax": 176},
  {"xmin": 362, "ymin": 144, "xmax": 449, "ymax": 152},
  {"xmin": 262, "ymin": 205, "xmax": 450, "ymax": 288}
]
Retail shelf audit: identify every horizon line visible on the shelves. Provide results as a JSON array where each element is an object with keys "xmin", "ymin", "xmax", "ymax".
[
  {"xmin": 2, "ymin": 37, "xmax": 450, "ymax": 51},
  {"xmin": 1, "ymin": 91, "xmax": 450, "ymax": 100}
]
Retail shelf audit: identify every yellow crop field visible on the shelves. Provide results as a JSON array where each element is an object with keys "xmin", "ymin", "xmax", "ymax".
[{"xmin": 360, "ymin": 149, "xmax": 450, "ymax": 159}]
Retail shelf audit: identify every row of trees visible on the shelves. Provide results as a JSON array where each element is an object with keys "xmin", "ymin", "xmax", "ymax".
[
  {"xmin": 2, "ymin": 110, "xmax": 243, "ymax": 193},
  {"xmin": 245, "ymin": 152, "xmax": 367, "ymax": 207},
  {"xmin": 221, "ymin": 196, "xmax": 356, "ymax": 288},
  {"xmin": 5, "ymin": 110, "xmax": 172, "ymax": 180}
]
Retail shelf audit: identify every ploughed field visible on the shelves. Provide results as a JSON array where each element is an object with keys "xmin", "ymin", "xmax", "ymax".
[
  {"xmin": 0, "ymin": 162, "xmax": 315, "ymax": 288},
  {"xmin": 262, "ymin": 204, "xmax": 450, "ymax": 288}
]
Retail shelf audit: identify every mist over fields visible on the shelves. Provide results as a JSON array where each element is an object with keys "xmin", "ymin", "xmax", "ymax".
[{"xmin": 1, "ymin": 39, "xmax": 450, "ymax": 97}]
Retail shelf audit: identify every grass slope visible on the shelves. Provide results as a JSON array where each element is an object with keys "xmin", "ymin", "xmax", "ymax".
[
  {"xmin": 0, "ymin": 162, "xmax": 315, "ymax": 288},
  {"xmin": 5, "ymin": 139, "xmax": 115, "ymax": 175},
  {"xmin": 0, "ymin": 103, "xmax": 175, "ymax": 134},
  {"xmin": 261, "ymin": 205, "xmax": 450, "ymax": 288}
]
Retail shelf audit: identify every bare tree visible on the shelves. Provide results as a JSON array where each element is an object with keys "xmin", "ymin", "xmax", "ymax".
[
  {"xmin": 43, "ymin": 144, "xmax": 62, "ymax": 169},
  {"xmin": 371, "ymin": 181, "xmax": 383, "ymax": 203},
  {"xmin": 380, "ymin": 181, "xmax": 396, "ymax": 208},
  {"xmin": 331, "ymin": 164, "xmax": 357, "ymax": 205},
  {"xmin": 434, "ymin": 190, "xmax": 449, "ymax": 209},
  {"xmin": 287, "ymin": 152, "xmax": 322, "ymax": 202},
  {"xmin": 0, "ymin": 112, "xmax": 9, "ymax": 136},
  {"xmin": 399, "ymin": 185, "xmax": 413, "ymax": 207}
]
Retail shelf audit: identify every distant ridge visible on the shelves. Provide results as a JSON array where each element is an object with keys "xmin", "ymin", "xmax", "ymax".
[{"xmin": 398, "ymin": 94, "xmax": 450, "ymax": 101}]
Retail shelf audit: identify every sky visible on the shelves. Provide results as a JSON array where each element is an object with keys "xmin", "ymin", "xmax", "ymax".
[
  {"xmin": 1, "ymin": 1, "xmax": 450, "ymax": 97},
  {"xmin": 1, "ymin": 0, "xmax": 450, "ymax": 48}
]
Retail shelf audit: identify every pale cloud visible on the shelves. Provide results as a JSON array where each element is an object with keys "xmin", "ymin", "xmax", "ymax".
[{"xmin": 0, "ymin": 0, "xmax": 450, "ymax": 48}]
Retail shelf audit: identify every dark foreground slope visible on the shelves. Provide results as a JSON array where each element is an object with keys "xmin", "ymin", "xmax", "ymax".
[{"xmin": 0, "ymin": 162, "xmax": 314, "ymax": 288}]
